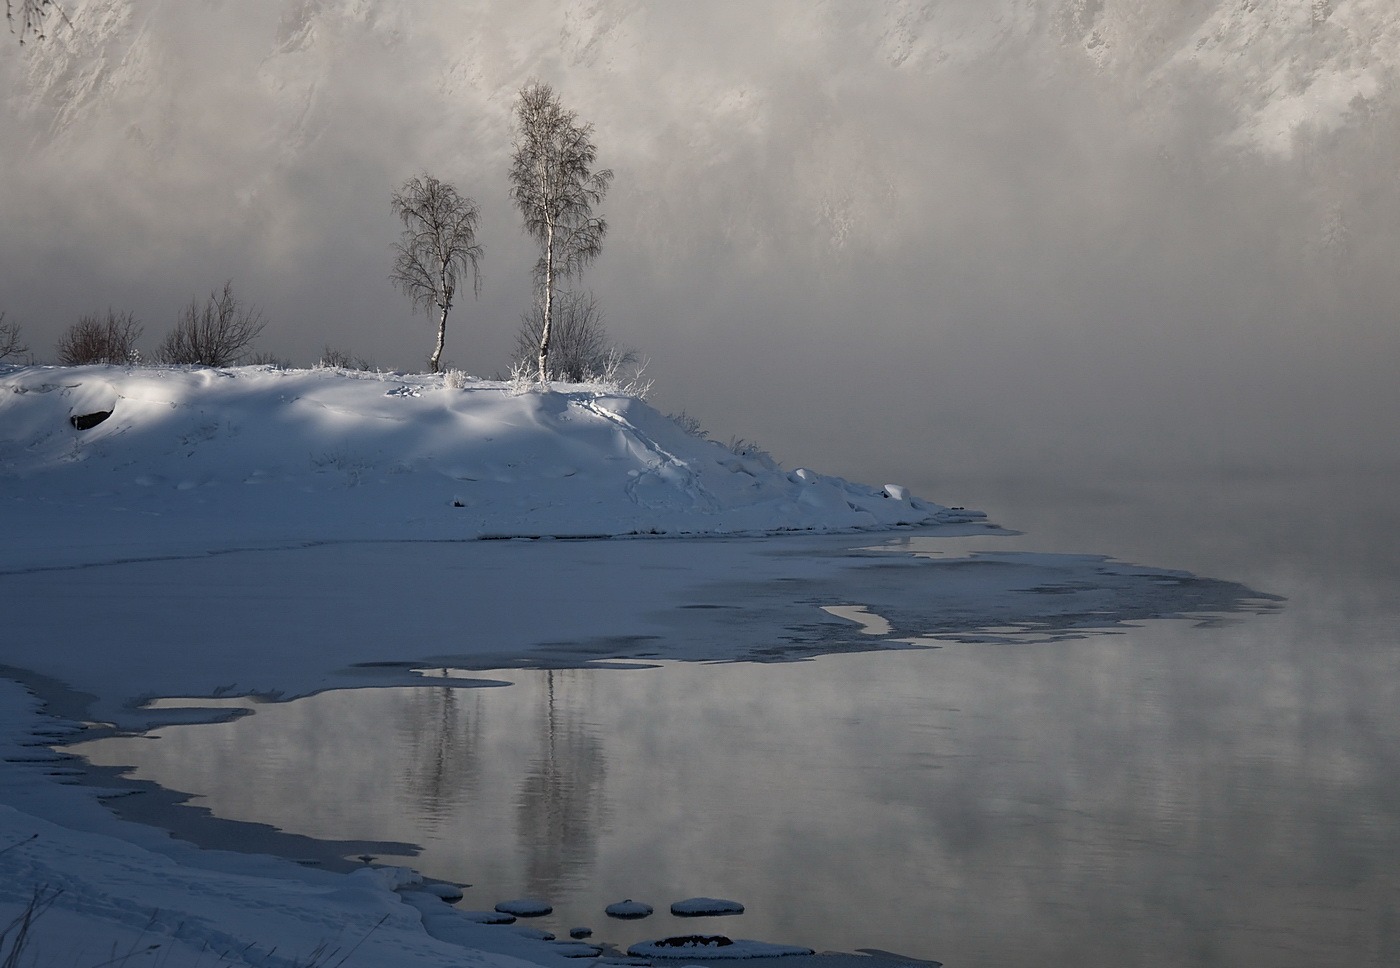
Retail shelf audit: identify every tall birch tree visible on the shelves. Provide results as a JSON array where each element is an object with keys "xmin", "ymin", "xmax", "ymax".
[
  {"xmin": 509, "ymin": 82, "xmax": 613, "ymax": 383},
  {"xmin": 391, "ymin": 174, "xmax": 483, "ymax": 374}
]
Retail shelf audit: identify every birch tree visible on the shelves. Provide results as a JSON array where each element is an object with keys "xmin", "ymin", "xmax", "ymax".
[
  {"xmin": 509, "ymin": 82, "xmax": 613, "ymax": 383},
  {"xmin": 390, "ymin": 174, "xmax": 483, "ymax": 374}
]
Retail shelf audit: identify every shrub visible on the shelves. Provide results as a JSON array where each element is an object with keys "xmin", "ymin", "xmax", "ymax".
[
  {"xmin": 0, "ymin": 312, "xmax": 28, "ymax": 363},
  {"xmin": 669, "ymin": 411, "xmax": 709, "ymax": 439},
  {"xmin": 512, "ymin": 291, "xmax": 638, "ymax": 383},
  {"xmin": 316, "ymin": 345, "xmax": 374, "ymax": 371},
  {"xmin": 157, "ymin": 282, "xmax": 266, "ymax": 366},
  {"xmin": 55, "ymin": 309, "xmax": 142, "ymax": 365}
]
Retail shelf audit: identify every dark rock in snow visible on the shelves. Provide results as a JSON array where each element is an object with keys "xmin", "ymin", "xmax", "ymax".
[{"xmin": 70, "ymin": 410, "xmax": 112, "ymax": 430}]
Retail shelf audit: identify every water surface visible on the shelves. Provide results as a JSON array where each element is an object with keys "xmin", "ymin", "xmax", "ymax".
[{"xmin": 72, "ymin": 469, "xmax": 1400, "ymax": 967}]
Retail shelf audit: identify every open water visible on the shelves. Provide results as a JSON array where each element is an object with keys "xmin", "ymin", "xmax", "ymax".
[{"xmin": 71, "ymin": 467, "xmax": 1399, "ymax": 967}]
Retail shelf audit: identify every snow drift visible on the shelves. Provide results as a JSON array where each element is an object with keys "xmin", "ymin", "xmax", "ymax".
[{"xmin": 0, "ymin": 364, "xmax": 979, "ymax": 570}]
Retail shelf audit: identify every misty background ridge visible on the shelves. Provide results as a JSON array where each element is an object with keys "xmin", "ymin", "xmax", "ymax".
[{"xmin": 3, "ymin": 0, "xmax": 1398, "ymax": 490}]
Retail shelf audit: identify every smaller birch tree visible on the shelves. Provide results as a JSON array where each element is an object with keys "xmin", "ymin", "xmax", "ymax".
[
  {"xmin": 509, "ymin": 82, "xmax": 612, "ymax": 383},
  {"xmin": 390, "ymin": 174, "xmax": 483, "ymax": 374}
]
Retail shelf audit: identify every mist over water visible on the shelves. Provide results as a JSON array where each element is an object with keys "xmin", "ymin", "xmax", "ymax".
[{"xmin": 3, "ymin": 1, "xmax": 1399, "ymax": 487}]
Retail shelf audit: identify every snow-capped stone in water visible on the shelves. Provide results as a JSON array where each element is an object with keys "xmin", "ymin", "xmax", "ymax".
[
  {"xmin": 605, "ymin": 898, "xmax": 654, "ymax": 919},
  {"xmin": 495, "ymin": 897, "xmax": 553, "ymax": 917},
  {"xmin": 418, "ymin": 882, "xmax": 465, "ymax": 902},
  {"xmin": 511, "ymin": 925, "xmax": 555, "ymax": 941},
  {"xmin": 569, "ymin": 926, "xmax": 594, "ymax": 939},
  {"xmin": 456, "ymin": 910, "xmax": 516, "ymax": 924},
  {"xmin": 628, "ymin": 937, "xmax": 814, "ymax": 959},
  {"xmin": 671, "ymin": 897, "xmax": 745, "ymax": 917}
]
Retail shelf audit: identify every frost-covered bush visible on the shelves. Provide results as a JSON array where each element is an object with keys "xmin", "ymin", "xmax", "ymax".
[
  {"xmin": 316, "ymin": 345, "xmax": 374, "ymax": 371},
  {"xmin": 669, "ymin": 411, "xmax": 709, "ymax": 439},
  {"xmin": 442, "ymin": 368, "xmax": 470, "ymax": 389},
  {"xmin": 728, "ymin": 437, "xmax": 775, "ymax": 464}
]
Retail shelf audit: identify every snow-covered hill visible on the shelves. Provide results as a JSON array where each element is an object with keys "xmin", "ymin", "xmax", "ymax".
[{"xmin": 0, "ymin": 364, "xmax": 980, "ymax": 569}]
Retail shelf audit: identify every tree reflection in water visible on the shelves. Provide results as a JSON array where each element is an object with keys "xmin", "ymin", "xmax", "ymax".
[
  {"xmin": 396, "ymin": 671, "xmax": 482, "ymax": 832},
  {"xmin": 515, "ymin": 670, "xmax": 609, "ymax": 899}
]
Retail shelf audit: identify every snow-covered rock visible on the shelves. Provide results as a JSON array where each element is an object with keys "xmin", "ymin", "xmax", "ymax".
[
  {"xmin": 605, "ymin": 898, "xmax": 654, "ymax": 919},
  {"xmin": 671, "ymin": 896, "xmax": 745, "ymax": 917},
  {"xmin": 495, "ymin": 898, "xmax": 554, "ymax": 917}
]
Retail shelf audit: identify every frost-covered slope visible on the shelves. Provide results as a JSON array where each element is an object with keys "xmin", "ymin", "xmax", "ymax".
[{"xmin": 0, "ymin": 365, "xmax": 977, "ymax": 568}]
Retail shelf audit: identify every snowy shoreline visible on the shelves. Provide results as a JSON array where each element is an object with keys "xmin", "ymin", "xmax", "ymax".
[{"xmin": 2, "ymin": 365, "xmax": 979, "ymax": 967}]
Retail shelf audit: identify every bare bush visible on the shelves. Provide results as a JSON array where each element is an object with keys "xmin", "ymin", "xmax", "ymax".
[
  {"xmin": 512, "ymin": 290, "xmax": 636, "ymax": 383},
  {"xmin": 669, "ymin": 411, "xmax": 709, "ymax": 439},
  {"xmin": 157, "ymin": 282, "xmax": 266, "ymax": 366},
  {"xmin": 55, "ymin": 309, "xmax": 142, "ymax": 365},
  {"xmin": 0, "ymin": 312, "xmax": 28, "ymax": 363},
  {"xmin": 317, "ymin": 345, "xmax": 374, "ymax": 371},
  {"xmin": 247, "ymin": 351, "xmax": 291, "ymax": 369}
]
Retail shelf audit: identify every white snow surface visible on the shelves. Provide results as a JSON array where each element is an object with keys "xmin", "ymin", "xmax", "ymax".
[
  {"xmin": 0, "ymin": 364, "xmax": 979, "ymax": 968},
  {"xmin": 0, "ymin": 364, "xmax": 973, "ymax": 571}
]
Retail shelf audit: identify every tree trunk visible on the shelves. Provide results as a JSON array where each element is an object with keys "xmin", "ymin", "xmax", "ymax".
[
  {"xmin": 537, "ymin": 222, "xmax": 555, "ymax": 383},
  {"xmin": 430, "ymin": 302, "xmax": 449, "ymax": 373}
]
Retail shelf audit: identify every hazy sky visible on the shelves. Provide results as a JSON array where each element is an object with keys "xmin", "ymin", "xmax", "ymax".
[{"xmin": 3, "ymin": 0, "xmax": 1398, "ymax": 493}]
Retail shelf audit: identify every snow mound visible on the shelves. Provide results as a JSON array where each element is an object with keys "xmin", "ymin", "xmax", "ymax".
[
  {"xmin": 605, "ymin": 898, "xmax": 654, "ymax": 919},
  {"xmin": 0, "ymin": 365, "xmax": 982, "ymax": 569},
  {"xmin": 672, "ymin": 897, "xmax": 745, "ymax": 917}
]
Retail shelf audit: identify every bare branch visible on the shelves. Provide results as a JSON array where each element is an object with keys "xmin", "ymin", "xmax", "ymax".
[{"xmin": 7, "ymin": 1, "xmax": 69, "ymax": 44}]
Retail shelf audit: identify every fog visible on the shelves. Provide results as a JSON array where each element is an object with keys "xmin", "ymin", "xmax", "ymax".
[{"xmin": 3, "ymin": 0, "xmax": 1398, "ymax": 491}]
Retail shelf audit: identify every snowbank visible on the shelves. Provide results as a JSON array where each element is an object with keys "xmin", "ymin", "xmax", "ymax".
[{"xmin": 0, "ymin": 364, "xmax": 980, "ymax": 571}]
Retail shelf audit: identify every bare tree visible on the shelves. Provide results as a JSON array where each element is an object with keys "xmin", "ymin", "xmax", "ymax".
[
  {"xmin": 157, "ymin": 282, "xmax": 266, "ymax": 366},
  {"xmin": 509, "ymin": 81, "xmax": 613, "ymax": 383},
  {"xmin": 55, "ymin": 309, "xmax": 142, "ymax": 365},
  {"xmin": 390, "ymin": 174, "xmax": 483, "ymax": 374},
  {"xmin": 0, "ymin": 311, "xmax": 28, "ymax": 363},
  {"xmin": 512, "ymin": 291, "xmax": 636, "ymax": 383},
  {"xmin": 6, "ymin": 0, "xmax": 67, "ymax": 43}
]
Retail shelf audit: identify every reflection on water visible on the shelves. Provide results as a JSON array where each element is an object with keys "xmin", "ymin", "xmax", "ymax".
[
  {"xmin": 515, "ymin": 670, "xmax": 608, "ymax": 899},
  {"xmin": 67, "ymin": 471, "xmax": 1400, "ymax": 968},
  {"xmin": 397, "ymin": 677, "xmax": 481, "ymax": 830}
]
